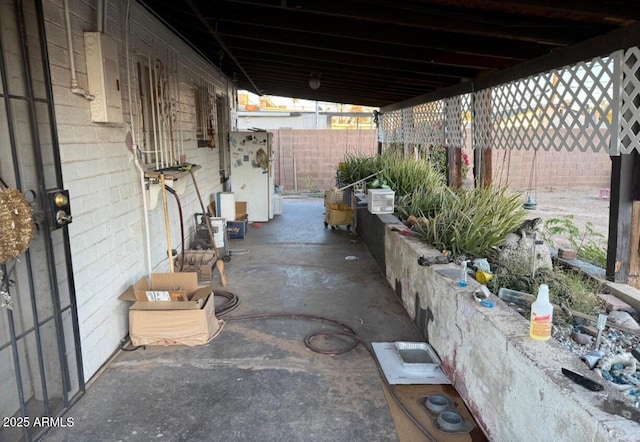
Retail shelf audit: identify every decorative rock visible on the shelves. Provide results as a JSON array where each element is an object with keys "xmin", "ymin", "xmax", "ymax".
[
  {"xmin": 583, "ymin": 326, "xmax": 599, "ymax": 337},
  {"xmin": 571, "ymin": 332, "xmax": 593, "ymax": 346},
  {"xmin": 473, "ymin": 258, "xmax": 491, "ymax": 273},
  {"xmin": 558, "ymin": 248, "xmax": 577, "ymax": 260},
  {"xmin": 597, "ymin": 293, "xmax": 637, "ymax": 316},
  {"xmin": 607, "ymin": 311, "xmax": 640, "ymax": 331}
]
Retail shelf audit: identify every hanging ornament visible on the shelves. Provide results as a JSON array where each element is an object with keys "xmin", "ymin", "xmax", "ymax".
[
  {"xmin": 0, "ymin": 186, "xmax": 36, "ymax": 264},
  {"xmin": 523, "ymin": 149, "xmax": 539, "ymax": 210},
  {"xmin": 523, "ymin": 195, "xmax": 538, "ymax": 210}
]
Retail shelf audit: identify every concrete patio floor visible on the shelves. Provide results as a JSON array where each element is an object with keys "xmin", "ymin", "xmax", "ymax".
[{"xmin": 44, "ymin": 197, "xmax": 427, "ymax": 442}]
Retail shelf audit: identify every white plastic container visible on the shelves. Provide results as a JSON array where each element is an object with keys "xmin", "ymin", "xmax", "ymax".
[
  {"xmin": 273, "ymin": 195, "xmax": 283, "ymax": 215},
  {"xmin": 367, "ymin": 189, "xmax": 395, "ymax": 214},
  {"xmin": 210, "ymin": 217, "xmax": 226, "ymax": 248},
  {"xmin": 529, "ymin": 284, "xmax": 553, "ymax": 341}
]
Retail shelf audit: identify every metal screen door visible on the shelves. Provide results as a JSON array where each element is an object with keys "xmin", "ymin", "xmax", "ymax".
[{"xmin": 0, "ymin": 0, "xmax": 84, "ymax": 441}]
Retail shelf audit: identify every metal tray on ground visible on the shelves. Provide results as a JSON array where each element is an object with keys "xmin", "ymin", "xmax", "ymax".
[{"xmin": 394, "ymin": 341, "xmax": 441, "ymax": 372}]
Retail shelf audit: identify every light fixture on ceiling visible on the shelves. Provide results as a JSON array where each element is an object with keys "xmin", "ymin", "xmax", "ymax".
[{"xmin": 309, "ymin": 73, "xmax": 321, "ymax": 90}]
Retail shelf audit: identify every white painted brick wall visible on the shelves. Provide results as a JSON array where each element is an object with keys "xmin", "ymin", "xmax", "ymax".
[{"xmin": 44, "ymin": 0, "xmax": 233, "ymax": 380}]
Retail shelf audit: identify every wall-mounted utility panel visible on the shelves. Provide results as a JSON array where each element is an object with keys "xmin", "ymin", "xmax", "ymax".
[{"xmin": 84, "ymin": 32, "xmax": 122, "ymax": 123}]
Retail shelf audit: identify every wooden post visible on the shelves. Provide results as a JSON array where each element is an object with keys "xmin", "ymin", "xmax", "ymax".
[
  {"xmin": 481, "ymin": 148, "xmax": 493, "ymax": 187},
  {"xmin": 629, "ymin": 202, "xmax": 640, "ymax": 288},
  {"xmin": 445, "ymin": 96, "xmax": 463, "ymax": 189},
  {"xmin": 446, "ymin": 147, "xmax": 462, "ymax": 189},
  {"xmin": 607, "ymin": 151, "xmax": 640, "ymax": 285},
  {"xmin": 472, "ymin": 91, "xmax": 493, "ymax": 188},
  {"xmin": 473, "ymin": 143, "xmax": 494, "ymax": 187}
]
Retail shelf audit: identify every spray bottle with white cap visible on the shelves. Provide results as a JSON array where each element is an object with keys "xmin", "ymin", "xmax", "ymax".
[
  {"xmin": 458, "ymin": 260, "xmax": 470, "ymax": 287},
  {"xmin": 530, "ymin": 284, "xmax": 553, "ymax": 341}
]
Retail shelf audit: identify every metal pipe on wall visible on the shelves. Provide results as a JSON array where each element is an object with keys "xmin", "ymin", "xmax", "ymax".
[
  {"xmin": 125, "ymin": 0, "xmax": 152, "ymax": 274},
  {"xmin": 97, "ymin": 0, "xmax": 104, "ymax": 33},
  {"xmin": 148, "ymin": 53, "xmax": 160, "ymax": 170},
  {"xmin": 63, "ymin": 0, "xmax": 94, "ymax": 99}
]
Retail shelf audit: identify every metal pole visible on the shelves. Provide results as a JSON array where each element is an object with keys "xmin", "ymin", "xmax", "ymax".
[
  {"xmin": 148, "ymin": 53, "xmax": 160, "ymax": 169},
  {"xmin": 293, "ymin": 158, "xmax": 298, "ymax": 192}
]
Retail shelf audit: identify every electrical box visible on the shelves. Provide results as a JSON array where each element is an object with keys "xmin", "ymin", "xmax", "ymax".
[
  {"xmin": 368, "ymin": 189, "xmax": 395, "ymax": 214},
  {"xmin": 84, "ymin": 32, "xmax": 122, "ymax": 123}
]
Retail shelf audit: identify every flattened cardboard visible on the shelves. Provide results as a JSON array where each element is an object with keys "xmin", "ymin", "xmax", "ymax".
[
  {"xmin": 381, "ymin": 383, "xmax": 486, "ymax": 442},
  {"xmin": 235, "ymin": 201, "xmax": 247, "ymax": 220}
]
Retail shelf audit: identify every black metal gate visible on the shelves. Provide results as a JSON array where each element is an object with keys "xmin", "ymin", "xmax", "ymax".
[{"xmin": 0, "ymin": 0, "xmax": 84, "ymax": 441}]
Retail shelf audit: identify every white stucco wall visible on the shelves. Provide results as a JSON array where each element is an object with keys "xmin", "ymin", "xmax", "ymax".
[
  {"xmin": 381, "ymin": 223, "xmax": 638, "ymax": 441},
  {"xmin": 43, "ymin": 0, "xmax": 234, "ymax": 380}
]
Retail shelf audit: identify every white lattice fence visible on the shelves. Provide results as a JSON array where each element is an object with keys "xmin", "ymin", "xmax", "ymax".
[
  {"xmin": 409, "ymin": 101, "xmax": 444, "ymax": 147},
  {"xmin": 380, "ymin": 48, "xmax": 640, "ymax": 156},
  {"xmin": 618, "ymin": 47, "xmax": 640, "ymax": 154},
  {"xmin": 445, "ymin": 94, "xmax": 471, "ymax": 149},
  {"xmin": 380, "ymin": 109, "xmax": 402, "ymax": 145}
]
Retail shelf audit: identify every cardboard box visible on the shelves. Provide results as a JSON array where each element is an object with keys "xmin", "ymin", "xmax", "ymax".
[
  {"xmin": 175, "ymin": 250, "xmax": 216, "ymax": 281},
  {"xmin": 235, "ymin": 201, "xmax": 247, "ymax": 220},
  {"xmin": 227, "ymin": 220, "xmax": 248, "ymax": 239},
  {"xmin": 118, "ymin": 273, "xmax": 224, "ymax": 346}
]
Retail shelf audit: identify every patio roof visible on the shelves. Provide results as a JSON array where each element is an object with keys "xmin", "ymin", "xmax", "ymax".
[{"xmin": 141, "ymin": 0, "xmax": 640, "ymax": 107}]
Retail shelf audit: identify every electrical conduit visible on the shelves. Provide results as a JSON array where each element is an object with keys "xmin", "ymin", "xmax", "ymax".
[
  {"xmin": 63, "ymin": 0, "xmax": 94, "ymax": 100},
  {"xmin": 125, "ymin": 0, "xmax": 152, "ymax": 275}
]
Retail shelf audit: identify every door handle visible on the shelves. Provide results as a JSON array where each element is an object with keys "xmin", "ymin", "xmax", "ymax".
[{"xmin": 47, "ymin": 189, "xmax": 72, "ymax": 229}]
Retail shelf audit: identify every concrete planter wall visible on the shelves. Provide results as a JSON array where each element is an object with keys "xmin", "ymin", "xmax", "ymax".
[{"xmin": 356, "ymin": 209, "xmax": 638, "ymax": 442}]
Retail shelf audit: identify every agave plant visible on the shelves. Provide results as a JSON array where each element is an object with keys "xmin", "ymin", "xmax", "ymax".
[
  {"xmin": 413, "ymin": 185, "xmax": 527, "ymax": 258},
  {"xmin": 337, "ymin": 151, "xmax": 380, "ymax": 186},
  {"xmin": 340, "ymin": 152, "xmax": 527, "ymax": 259},
  {"xmin": 377, "ymin": 153, "xmax": 444, "ymax": 198},
  {"xmin": 340, "ymin": 151, "xmax": 444, "ymax": 197}
]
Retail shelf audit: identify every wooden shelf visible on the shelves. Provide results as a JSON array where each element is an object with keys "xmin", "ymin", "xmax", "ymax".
[
  {"xmin": 144, "ymin": 164, "xmax": 201, "ymax": 181},
  {"xmin": 145, "ymin": 165, "xmax": 201, "ymax": 209}
]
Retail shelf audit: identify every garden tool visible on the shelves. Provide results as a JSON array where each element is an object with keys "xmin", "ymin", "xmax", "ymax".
[
  {"xmin": 189, "ymin": 169, "xmax": 226, "ymax": 286},
  {"xmin": 159, "ymin": 174, "xmax": 174, "ymax": 272}
]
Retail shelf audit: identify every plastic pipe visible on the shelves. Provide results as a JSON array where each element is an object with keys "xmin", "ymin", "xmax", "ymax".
[
  {"xmin": 293, "ymin": 158, "xmax": 298, "ymax": 191},
  {"xmin": 63, "ymin": 0, "xmax": 94, "ymax": 100},
  {"xmin": 148, "ymin": 53, "xmax": 159, "ymax": 170},
  {"xmin": 124, "ymin": 0, "xmax": 137, "ymax": 147},
  {"xmin": 97, "ymin": 0, "xmax": 104, "ymax": 33},
  {"xmin": 133, "ymin": 157, "xmax": 152, "ymax": 275}
]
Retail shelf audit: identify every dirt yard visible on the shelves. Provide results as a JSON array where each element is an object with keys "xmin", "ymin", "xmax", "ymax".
[{"xmin": 522, "ymin": 186, "xmax": 610, "ymax": 249}]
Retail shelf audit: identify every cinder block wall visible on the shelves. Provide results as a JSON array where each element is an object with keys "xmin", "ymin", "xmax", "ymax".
[
  {"xmin": 44, "ymin": 0, "xmax": 233, "ymax": 380},
  {"xmin": 270, "ymin": 126, "xmax": 612, "ymax": 193},
  {"xmin": 357, "ymin": 212, "xmax": 638, "ymax": 441},
  {"xmin": 491, "ymin": 148, "xmax": 611, "ymax": 190},
  {"xmin": 272, "ymin": 128, "xmax": 378, "ymax": 191}
]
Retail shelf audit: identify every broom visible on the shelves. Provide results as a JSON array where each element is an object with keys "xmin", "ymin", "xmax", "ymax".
[
  {"xmin": 159, "ymin": 174, "xmax": 174, "ymax": 272},
  {"xmin": 189, "ymin": 169, "xmax": 226, "ymax": 286}
]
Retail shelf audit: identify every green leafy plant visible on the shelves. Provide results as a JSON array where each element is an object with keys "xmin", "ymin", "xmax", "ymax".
[
  {"xmin": 488, "ymin": 266, "xmax": 604, "ymax": 318},
  {"xmin": 340, "ymin": 152, "xmax": 525, "ymax": 259},
  {"xmin": 543, "ymin": 215, "xmax": 607, "ymax": 268},
  {"xmin": 415, "ymin": 145, "xmax": 471, "ymax": 181},
  {"xmin": 413, "ymin": 185, "xmax": 527, "ymax": 258},
  {"xmin": 338, "ymin": 152, "xmax": 444, "ymax": 197}
]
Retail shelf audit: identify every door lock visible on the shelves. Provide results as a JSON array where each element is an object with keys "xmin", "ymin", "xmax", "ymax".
[{"xmin": 47, "ymin": 189, "xmax": 72, "ymax": 229}]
